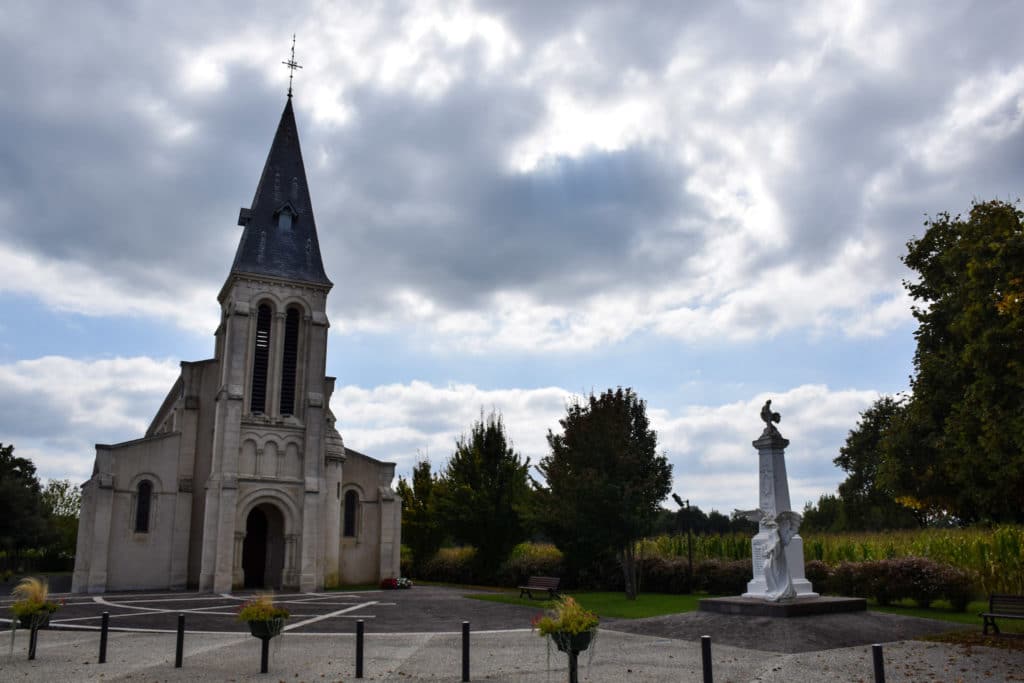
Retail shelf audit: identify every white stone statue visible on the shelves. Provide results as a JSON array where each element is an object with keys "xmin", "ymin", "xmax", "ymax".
[{"xmin": 736, "ymin": 509, "xmax": 803, "ymax": 601}]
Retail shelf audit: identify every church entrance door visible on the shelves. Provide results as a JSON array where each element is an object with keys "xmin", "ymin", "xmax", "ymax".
[{"xmin": 242, "ymin": 504, "xmax": 285, "ymax": 589}]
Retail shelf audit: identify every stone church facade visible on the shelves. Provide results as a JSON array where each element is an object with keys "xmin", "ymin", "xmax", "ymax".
[{"xmin": 72, "ymin": 96, "xmax": 401, "ymax": 593}]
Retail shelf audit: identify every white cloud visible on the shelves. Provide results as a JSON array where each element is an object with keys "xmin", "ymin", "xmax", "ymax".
[
  {"xmin": 0, "ymin": 243, "xmax": 219, "ymax": 335},
  {"xmin": 0, "ymin": 355, "xmax": 181, "ymax": 481},
  {"xmin": 333, "ymin": 380, "xmax": 877, "ymax": 513},
  {"xmin": 0, "ymin": 349, "xmax": 883, "ymax": 514}
]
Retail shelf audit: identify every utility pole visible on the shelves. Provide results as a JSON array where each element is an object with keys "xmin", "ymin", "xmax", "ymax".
[{"xmin": 672, "ymin": 494, "xmax": 694, "ymax": 590}]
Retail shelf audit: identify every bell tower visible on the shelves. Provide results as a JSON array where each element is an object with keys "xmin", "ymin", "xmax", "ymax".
[{"xmin": 198, "ymin": 93, "xmax": 337, "ymax": 593}]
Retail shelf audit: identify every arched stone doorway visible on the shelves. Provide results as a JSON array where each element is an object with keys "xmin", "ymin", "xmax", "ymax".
[{"xmin": 242, "ymin": 503, "xmax": 285, "ymax": 589}]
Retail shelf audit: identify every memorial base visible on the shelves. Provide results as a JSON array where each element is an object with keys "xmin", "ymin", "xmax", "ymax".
[
  {"xmin": 743, "ymin": 532, "xmax": 818, "ymax": 598},
  {"xmin": 699, "ymin": 596, "xmax": 866, "ymax": 618}
]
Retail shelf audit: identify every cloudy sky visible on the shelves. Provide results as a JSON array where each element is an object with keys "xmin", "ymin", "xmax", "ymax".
[{"xmin": 1, "ymin": 1, "xmax": 1021, "ymax": 515}]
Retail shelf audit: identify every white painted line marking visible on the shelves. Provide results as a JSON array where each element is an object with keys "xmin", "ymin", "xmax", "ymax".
[{"xmin": 283, "ymin": 601, "xmax": 378, "ymax": 631}]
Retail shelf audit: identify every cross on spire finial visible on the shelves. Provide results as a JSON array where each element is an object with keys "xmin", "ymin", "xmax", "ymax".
[{"xmin": 282, "ymin": 34, "xmax": 303, "ymax": 98}]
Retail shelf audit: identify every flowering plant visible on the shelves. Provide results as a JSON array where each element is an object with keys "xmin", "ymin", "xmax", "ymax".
[
  {"xmin": 10, "ymin": 577, "xmax": 60, "ymax": 620},
  {"xmin": 530, "ymin": 596, "xmax": 598, "ymax": 637},
  {"xmin": 236, "ymin": 594, "xmax": 290, "ymax": 622}
]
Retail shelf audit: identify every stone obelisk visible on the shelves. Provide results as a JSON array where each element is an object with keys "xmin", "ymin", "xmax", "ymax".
[{"xmin": 742, "ymin": 402, "xmax": 817, "ymax": 599}]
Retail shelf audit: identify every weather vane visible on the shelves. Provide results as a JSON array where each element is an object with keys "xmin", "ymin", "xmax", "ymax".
[{"xmin": 282, "ymin": 34, "xmax": 303, "ymax": 98}]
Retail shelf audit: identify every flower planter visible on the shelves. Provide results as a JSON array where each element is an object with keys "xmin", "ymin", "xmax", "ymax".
[
  {"xmin": 247, "ymin": 617, "xmax": 285, "ymax": 639},
  {"xmin": 18, "ymin": 612, "xmax": 51, "ymax": 630},
  {"xmin": 553, "ymin": 630, "xmax": 593, "ymax": 654}
]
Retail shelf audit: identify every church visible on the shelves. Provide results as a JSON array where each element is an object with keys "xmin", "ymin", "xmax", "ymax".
[{"xmin": 71, "ymin": 92, "xmax": 402, "ymax": 594}]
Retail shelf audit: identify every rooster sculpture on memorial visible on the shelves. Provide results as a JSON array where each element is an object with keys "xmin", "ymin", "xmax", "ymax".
[{"xmin": 759, "ymin": 399, "xmax": 782, "ymax": 438}]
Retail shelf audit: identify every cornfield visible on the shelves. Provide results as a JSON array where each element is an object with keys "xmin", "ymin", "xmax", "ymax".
[{"xmin": 642, "ymin": 526, "xmax": 1024, "ymax": 595}]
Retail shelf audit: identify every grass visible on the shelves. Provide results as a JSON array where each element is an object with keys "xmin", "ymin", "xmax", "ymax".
[
  {"xmin": 870, "ymin": 598, "xmax": 1024, "ymax": 633},
  {"xmin": 467, "ymin": 591, "xmax": 712, "ymax": 619},
  {"xmin": 468, "ymin": 589, "xmax": 1024, "ymax": 640}
]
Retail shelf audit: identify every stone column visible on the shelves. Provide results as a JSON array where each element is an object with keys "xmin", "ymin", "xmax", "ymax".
[
  {"xmin": 742, "ymin": 427, "xmax": 817, "ymax": 598},
  {"xmin": 233, "ymin": 531, "xmax": 245, "ymax": 587}
]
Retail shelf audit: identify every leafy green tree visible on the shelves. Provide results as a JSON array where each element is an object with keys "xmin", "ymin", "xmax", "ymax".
[
  {"xmin": 0, "ymin": 444, "xmax": 51, "ymax": 557},
  {"xmin": 536, "ymin": 388, "xmax": 672, "ymax": 599},
  {"xmin": 830, "ymin": 396, "xmax": 920, "ymax": 530},
  {"xmin": 880, "ymin": 199, "xmax": 1024, "ymax": 523},
  {"xmin": 396, "ymin": 459, "xmax": 444, "ymax": 574},
  {"xmin": 436, "ymin": 411, "xmax": 533, "ymax": 580},
  {"xmin": 41, "ymin": 478, "xmax": 82, "ymax": 559}
]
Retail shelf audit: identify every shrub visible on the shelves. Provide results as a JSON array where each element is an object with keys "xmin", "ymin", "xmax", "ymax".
[
  {"xmin": 938, "ymin": 565, "xmax": 975, "ymax": 612},
  {"xmin": 695, "ymin": 560, "xmax": 750, "ymax": 594},
  {"xmin": 400, "ymin": 544, "xmax": 413, "ymax": 578},
  {"xmin": 804, "ymin": 560, "xmax": 830, "ymax": 592},
  {"xmin": 496, "ymin": 543, "xmax": 564, "ymax": 587},
  {"xmin": 638, "ymin": 556, "xmax": 691, "ymax": 594},
  {"xmin": 420, "ymin": 546, "xmax": 477, "ymax": 584}
]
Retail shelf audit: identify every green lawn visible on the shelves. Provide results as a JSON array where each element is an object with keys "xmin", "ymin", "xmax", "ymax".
[
  {"xmin": 466, "ymin": 591, "xmax": 710, "ymax": 618},
  {"xmin": 468, "ymin": 591, "xmax": 1024, "ymax": 634},
  {"xmin": 870, "ymin": 598, "xmax": 1024, "ymax": 633}
]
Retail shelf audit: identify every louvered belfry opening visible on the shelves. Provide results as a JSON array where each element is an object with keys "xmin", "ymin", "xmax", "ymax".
[
  {"xmin": 279, "ymin": 307, "xmax": 300, "ymax": 416},
  {"xmin": 250, "ymin": 303, "xmax": 273, "ymax": 413}
]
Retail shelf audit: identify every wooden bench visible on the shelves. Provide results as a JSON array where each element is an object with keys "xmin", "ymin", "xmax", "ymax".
[
  {"xmin": 519, "ymin": 576, "xmax": 560, "ymax": 600},
  {"xmin": 980, "ymin": 594, "xmax": 1024, "ymax": 635}
]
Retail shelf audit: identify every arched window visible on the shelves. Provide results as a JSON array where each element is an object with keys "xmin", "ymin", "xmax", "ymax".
[
  {"xmin": 250, "ymin": 303, "xmax": 272, "ymax": 413},
  {"xmin": 279, "ymin": 307, "xmax": 300, "ymax": 416},
  {"xmin": 343, "ymin": 490, "xmax": 358, "ymax": 537},
  {"xmin": 135, "ymin": 480, "xmax": 152, "ymax": 533}
]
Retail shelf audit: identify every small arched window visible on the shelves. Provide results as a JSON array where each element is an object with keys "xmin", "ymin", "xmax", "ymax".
[
  {"xmin": 343, "ymin": 490, "xmax": 359, "ymax": 537},
  {"xmin": 250, "ymin": 303, "xmax": 272, "ymax": 413},
  {"xmin": 135, "ymin": 480, "xmax": 153, "ymax": 533},
  {"xmin": 279, "ymin": 307, "xmax": 300, "ymax": 416}
]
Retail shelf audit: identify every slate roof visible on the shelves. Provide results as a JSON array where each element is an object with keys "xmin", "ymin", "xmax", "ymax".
[{"xmin": 230, "ymin": 97, "xmax": 331, "ymax": 286}]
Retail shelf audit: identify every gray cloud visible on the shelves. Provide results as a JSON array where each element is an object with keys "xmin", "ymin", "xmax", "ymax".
[{"xmin": 1, "ymin": 0, "xmax": 1021, "ymax": 345}]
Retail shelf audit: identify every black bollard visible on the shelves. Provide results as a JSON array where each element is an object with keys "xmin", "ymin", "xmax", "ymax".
[
  {"xmin": 872, "ymin": 643, "xmax": 885, "ymax": 683},
  {"xmin": 260, "ymin": 636, "xmax": 270, "ymax": 674},
  {"xmin": 462, "ymin": 621, "xmax": 470, "ymax": 682},
  {"xmin": 356, "ymin": 619, "xmax": 364, "ymax": 679},
  {"xmin": 175, "ymin": 613, "xmax": 185, "ymax": 668},
  {"xmin": 28, "ymin": 626, "xmax": 38, "ymax": 661},
  {"xmin": 99, "ymin": 611, "xmax": 110, "ymax": 664},
  {"xmin": 701, "ymin": 635, "xmax": 713, "ymax": 683}
]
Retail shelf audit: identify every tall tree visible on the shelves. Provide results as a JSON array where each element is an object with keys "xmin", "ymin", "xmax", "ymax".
[
  {"xmin": 0, "ymin": 444, "xmax": 51, "ymax": 556},
  {"xmin": 41, "ymin": 478, "xmax": 82, "ymax": 559},
  {"xmin": 396, "ymin": 459, "xmax": 444, "ymax": 573},
  {"xmin": 880, "ymin": 199, "xmax": 1024, "ymax": 523},
  {"xmin": 537, "ymin": 388, "xmax": 672, "ymax": 599},
  {"xmin": 436, "ymin": 411, "xmax": 533, "ymax": 580},
  {"xmin": 831, "ymin": 396, "xmax": 920, "ymax": 530}
]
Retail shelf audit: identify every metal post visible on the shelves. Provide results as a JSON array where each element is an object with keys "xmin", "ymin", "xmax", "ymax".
[
  {"xmin": 260, "ymin": 637, "xmax": 270, "ymax": 674},
  {"xmin": 568, "ymin": 648, "xmax": 579, "ymax": 683},
  {"xmin": 99, "ymin": 611, "xmax": 110, "ymax": 664},
  {"xmin": 462, "ymin": 621, "xmax": 470, "ymax": 682},
  {"xmin": 28, "ymin": 627, "xmax": 38, "ymax": 661},
  {"xmin": 356, "ymin": 619, "xmax": 364, "ymax": 679},
  {"xmin": 701, "ymin": 635, "xmax": 713, "ymax": 683},
  {"xmin": 175, "ymin": 613, "xmax": 185, "ymax": 668},
  {"xmin": 872, "ymin": 643, "xmax": 885, "ymax": 683},
  {"xmin": 686, "ymin": 499, "xmax": 694, "ymax": 589}
]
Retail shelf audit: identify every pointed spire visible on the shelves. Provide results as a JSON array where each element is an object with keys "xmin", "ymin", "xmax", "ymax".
[{"xmin": 229, "ymin": 98, "xmax": 331, "ymax": 287}]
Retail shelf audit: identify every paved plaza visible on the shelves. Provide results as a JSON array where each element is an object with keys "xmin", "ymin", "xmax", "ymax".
[{"xmin": 2, "ymin": 586, "xmax": 1022, "ymax": 681}]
